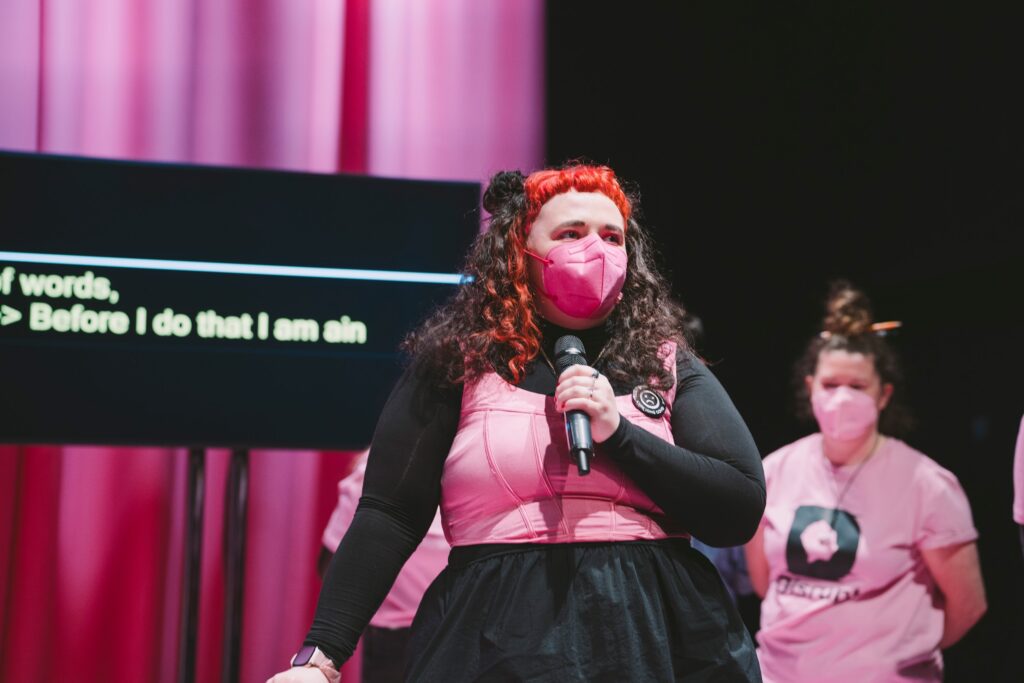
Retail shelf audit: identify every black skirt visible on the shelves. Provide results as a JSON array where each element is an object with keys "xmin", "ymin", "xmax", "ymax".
[{"xmin": 404, "ymin": 538, "xmax": 761, "ymax": 682}]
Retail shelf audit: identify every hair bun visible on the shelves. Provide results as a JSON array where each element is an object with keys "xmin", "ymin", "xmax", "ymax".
[
  {"xmin": 822, "ymin": 280, "xmax": 874, "ymax": 337},
  {"xmin": 482, "ymin": 171, "xmax": 526, "ymax": 214}
]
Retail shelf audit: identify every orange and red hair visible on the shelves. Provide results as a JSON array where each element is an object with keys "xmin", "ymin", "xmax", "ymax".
[{"xmin": 523, "ymin": 165, "xmax": 632, "ymax": 231}]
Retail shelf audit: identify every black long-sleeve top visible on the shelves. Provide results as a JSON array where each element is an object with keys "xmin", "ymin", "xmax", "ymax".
[{"xmin": 305, "ymin": 320, "xmax": 765, "ymax": 666}]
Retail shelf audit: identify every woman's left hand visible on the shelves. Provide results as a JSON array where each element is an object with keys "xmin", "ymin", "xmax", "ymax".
[{"xmin": 554, "ymin": 365, "xmax": 621, "ymax": 443}]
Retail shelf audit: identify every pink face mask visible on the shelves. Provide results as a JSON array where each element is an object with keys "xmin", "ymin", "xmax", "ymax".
[
  {"xmin": 526, "ymin": 233, "xmax": 628, "ymax": 319},
  {"xmin": 811, "ymin": 385, "xmax": 879, "ymax": 441}
]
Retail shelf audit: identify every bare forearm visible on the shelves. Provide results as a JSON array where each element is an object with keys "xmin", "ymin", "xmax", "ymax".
[
  {"xmin": 744, "ymin": 530, "xmax": 770, "ymax": 599},
  {"xmin": 939, "ymin": 594, "xmax": 987, "ymax": 648},
  {"xmin": 922, "ymin": 541, "xmax": 987, "ymax": 649}
]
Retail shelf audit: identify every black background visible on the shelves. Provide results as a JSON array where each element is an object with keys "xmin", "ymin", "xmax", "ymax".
[{"xmin": 547, "ymin": 3, "xmax": 1021, "ymax": 680}]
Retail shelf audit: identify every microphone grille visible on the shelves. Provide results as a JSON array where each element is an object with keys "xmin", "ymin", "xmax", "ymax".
[{"xmin": 554, "ymin": 335, "xmax": 588, "ymax": 373}]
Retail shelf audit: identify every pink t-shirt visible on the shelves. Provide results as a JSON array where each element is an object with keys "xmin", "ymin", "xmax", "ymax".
[
  {"xmin": 322, "ymin": 453, "xmax": 449, "ymax": 629},
  {"xmin": 1014, "ymin": 415, "xmax": 1024, "ymax": 524},
  {"xmin": 756, "ymin": 434, "xmax": 977, "ymax": 683}
]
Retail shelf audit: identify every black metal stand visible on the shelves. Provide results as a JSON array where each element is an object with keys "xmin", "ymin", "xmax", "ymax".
[
  {"xmin": 178, "ymin": 448, "xmax": 205, "ymax": 683},
  {"xmin": 221, "ymin": 448, "xmax": 250, "ymax": 683},
  {"xmin": 175, "ymin": 447, "xmax": 251, "ymax": 683}
]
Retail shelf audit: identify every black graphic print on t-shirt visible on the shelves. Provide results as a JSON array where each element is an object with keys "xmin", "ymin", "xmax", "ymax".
[{"xmin": 785, "ymin": 505, "xmax": 860, "ymax": 581}]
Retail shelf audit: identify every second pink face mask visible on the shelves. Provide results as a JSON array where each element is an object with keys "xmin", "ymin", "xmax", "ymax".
[
  {"xmin": 527, "ymin": 233, "xmax": 628, "ymax": 319},
  {"xmin": 811, "ymin": 385, "xmax": 879, "ymax": 441}
]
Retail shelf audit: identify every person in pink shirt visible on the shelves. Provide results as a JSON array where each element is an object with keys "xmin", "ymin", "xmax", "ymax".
[
  {"xmin": 745, "ymin": 282, "xmax": 987, "ymax": 682},
  {"xmin": 1014, "ymin": 416, "xmax": 1024, "ymax": 558},
  {"xmin": 319, "ymin": 451, "xmax": 449, "ymax": 683}
]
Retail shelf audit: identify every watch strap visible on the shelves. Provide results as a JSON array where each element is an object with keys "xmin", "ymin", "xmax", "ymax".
[{"xmin": 290, "ymin": 645, "xmax": 341, "ymax": 682}]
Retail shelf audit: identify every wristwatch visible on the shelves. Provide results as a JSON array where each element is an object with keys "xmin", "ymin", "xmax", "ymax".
[{"xmin": 291, "ymin": 645, "xmax": 341, "ymax": 682}]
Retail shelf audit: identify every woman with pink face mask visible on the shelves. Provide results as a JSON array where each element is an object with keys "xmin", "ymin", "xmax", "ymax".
[
  {"xmin": 744, "ymin": 282, "xmax": 987, "ymax": 683},
  {"xmin": 269, "ymin": 165, "xmax": 766, "ymax": 682}
]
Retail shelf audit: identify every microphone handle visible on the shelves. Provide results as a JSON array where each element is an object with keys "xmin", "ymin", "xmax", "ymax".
[
  {"xmin": 574, "ymin": 448, "xmax": 590, "ymax": 475},
  {"xmin": 566, "ymin": 409, "xmax": 593, "ymax": 476}
]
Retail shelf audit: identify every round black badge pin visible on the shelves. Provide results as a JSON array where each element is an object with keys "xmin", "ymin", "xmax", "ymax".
[{"xmin": 631, "ymin": 385, "xmax": 666, "ymax": 418}]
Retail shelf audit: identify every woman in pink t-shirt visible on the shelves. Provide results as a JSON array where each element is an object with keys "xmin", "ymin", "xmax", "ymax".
[
  {"xmin": 1014, "ymin": 416, "xmax": 1024, "ymax": 558},
  {"xmin": 745, "ymin": 282, "xmax": 987, "ymax": 683}
]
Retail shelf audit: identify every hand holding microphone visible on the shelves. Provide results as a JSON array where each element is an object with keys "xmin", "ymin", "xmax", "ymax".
[{"xmin": 553, "ymin": 336, "xmax": 621, "ymax": 475}]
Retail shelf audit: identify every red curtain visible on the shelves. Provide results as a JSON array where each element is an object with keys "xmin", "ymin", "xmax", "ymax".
[{"xmin": 0, "ymin": 446, "xmax": 361, "ymax": 683}]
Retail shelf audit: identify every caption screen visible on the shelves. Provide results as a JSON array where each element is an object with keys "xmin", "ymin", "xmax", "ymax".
[{"xmin": 0, "ymin": 152, "xmax": 479, "ymax": 448}]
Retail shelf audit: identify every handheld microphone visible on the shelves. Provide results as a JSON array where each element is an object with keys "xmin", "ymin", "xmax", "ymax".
[{"xmin": 554, "ymin": 335, "xmax": 593, "ymax": 476}]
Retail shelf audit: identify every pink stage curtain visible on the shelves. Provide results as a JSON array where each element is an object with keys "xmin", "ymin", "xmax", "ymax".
[
  {"xmin": 0, "ymin": 1, "xmax": 543, "ymax": 682},
  {"xmin": 366, "ymin": 0, "xmax": 545, "ymax": 182}
]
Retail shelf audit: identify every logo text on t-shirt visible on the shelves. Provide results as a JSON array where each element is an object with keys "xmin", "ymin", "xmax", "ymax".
[{"xmin": 773, "ymin": 574, "xmax": 861, "ymax": 604}]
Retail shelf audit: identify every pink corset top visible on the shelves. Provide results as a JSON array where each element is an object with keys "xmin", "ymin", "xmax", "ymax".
[{"xmin": 440, "ymin": 342, "xmax": 690, "ymax": 546}]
